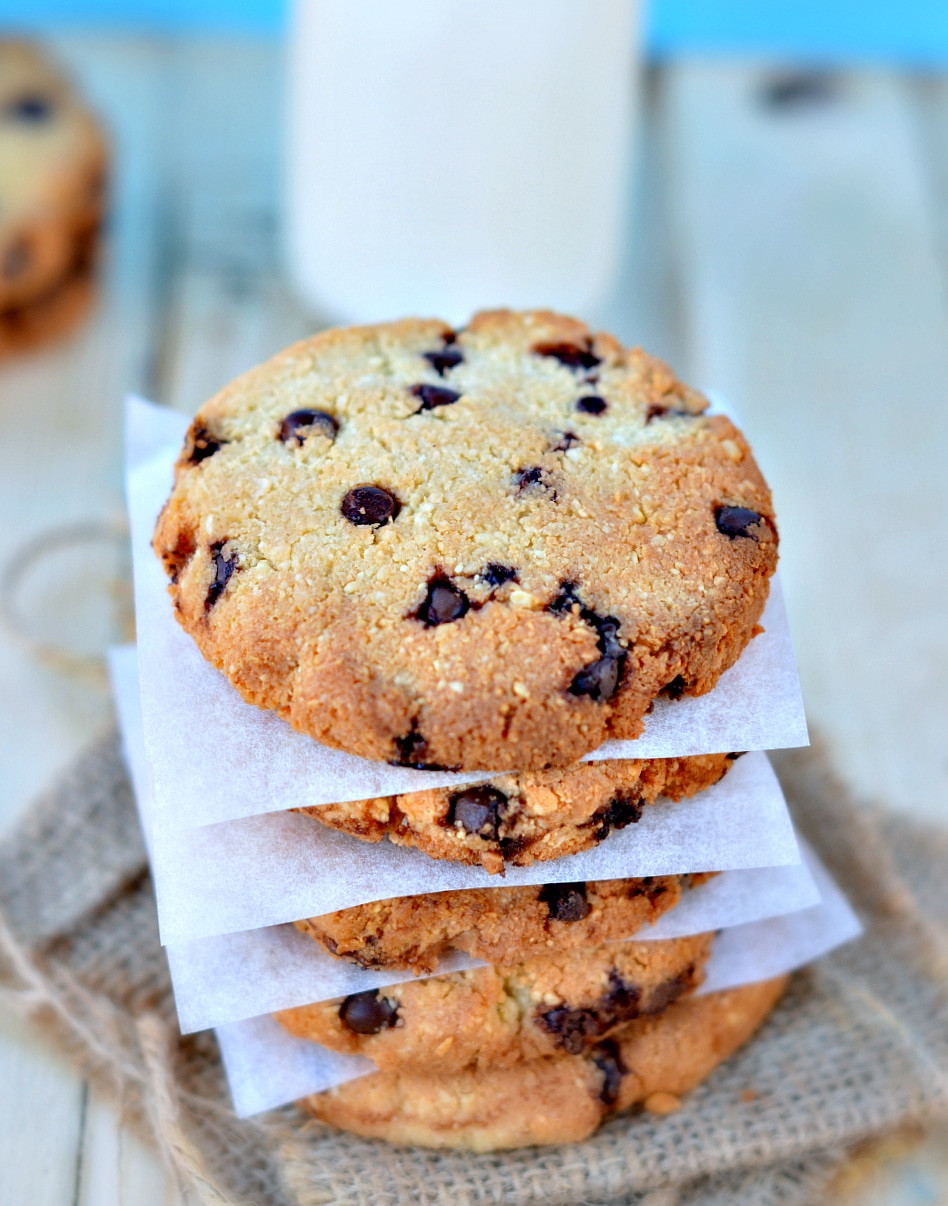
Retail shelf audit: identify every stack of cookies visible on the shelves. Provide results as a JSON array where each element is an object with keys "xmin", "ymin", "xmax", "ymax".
[
  {"xmin": 149, "ymin": 309, "xmax": 790, "ymax": 1149},
  {"xmin": 0, "ymin": 41, "xmax": 107, "ymax": 354}
]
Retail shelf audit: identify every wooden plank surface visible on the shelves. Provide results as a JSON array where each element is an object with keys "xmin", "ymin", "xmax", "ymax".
[
  {"xmin": 0, "ymin": 36, "xmax": 945, "ymax": 1206},
  {"xmin": 0, "ymin": 1011, "xmax": 86, "ymax": 1206},
  {"xmin": 76, "ymin": 1087, "xmax": 183, "ymax": 1206},
  {"xmin": 0, "ymin": 34, "xmax": 182, "ymax": 1206}
]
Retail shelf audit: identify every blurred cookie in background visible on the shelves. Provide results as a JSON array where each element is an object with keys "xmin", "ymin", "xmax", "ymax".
[{"xmin": 0, "ymin": 40, "xmax": 108, "ymax": 355}]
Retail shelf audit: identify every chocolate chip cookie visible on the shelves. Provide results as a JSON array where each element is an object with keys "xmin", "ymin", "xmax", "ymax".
[
  {"xmin": 276, "ymin": 932, "xmax": 712, "ymax": 1073},
  {"xmin": 153, "ymin": 310, "xmax": 777, "ymax": 771},
  {"xmin": 296, "ymin": 872, "xmax": 715, "ymax": 973},
  {"xmin": 300, "ymin": 753, "xmax": 735, "ymax": 873},
  {"xmin": 0, "ymin": 41, "xmax": 107, "ymax": 352},
  {"xmin": 301, "ymin": 976, "xmax": 788, "ymax": 1150}
]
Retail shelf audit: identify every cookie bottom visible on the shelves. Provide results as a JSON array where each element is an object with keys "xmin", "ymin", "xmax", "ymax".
[{"xmin": 301, "ymin": 975, "xmax": 788, "ymax": 1151}]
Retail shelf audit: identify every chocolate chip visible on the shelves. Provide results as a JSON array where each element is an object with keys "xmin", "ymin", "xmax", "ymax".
[
  {"xmin": 422, "ymin": 330, "xmax": 464, "ymax": 375},
  {"xmin": 715, "ymin": 505, "xmax": 764, "ymax": 540},
  {"xmin": 645, "ymin": 404, "xmax": 690, "ymax": 423},
  {"xmin": 414, "ymin": 576, "xmax": 469, "ymax": 626},
  {"xmin": 205, "ymin": 541, "xmax": 236, "ymax": 610},
  {"xmin": 160, "ymin": 528, "xmax": 196, "ymax": 584},
  {"xmin": 570, "ymin": 656, "xmax": 620, "ymax": 700},
  {"xmin": 549, "ymin": 582, "xmax": 582, "ymax": 614},
  {"xmin": 538, "ymin": 968, "xmax": 645, "ymax": 1054},
  {"xmin": 390, "ymin": 726, "xmax": 458, "ymax": 771},
  {"xmin": 513, "ymin": 466, "xmax": 558, "ymax": 500},
  {"xmin": 604, "ymin": 967, "xmax": 642, "ymax": 1015},
  {"xmin": 409, "ymin": 383, "xmax": 461, "ymax": 413},
  {"xmin": 549, "ymin": 582, "xmax": 627, "ymax": 702},
  {"xmin": 279, "ymin": 409, "xmax": 338, "ymax": 445},
  {"xmin": 570, "ymin": 615, "xmax": 624, "ymax": 700},
  {"xmin": 447, "ymin": 785, "xmax": 508, "ymax": 839},
  {"xmin": 538, "ymin": 1006, "xmax": 601, "ymax": 1055},
  {"xmin": 498, "ymin": 834, "xmax": 531, "ymax": 860},
  {"xmin": 549, "ymin": 585, "xmax": 623, "ymax": 656},
  {"xmin": 726, "ymin": 751, "xmax": 746, "ymax": 761},
  {"xmin": 341, "ymin": 485, "xmax": 401, "ymax": 526},
  {"xmin": 6, "ymin": 94, "xmax": 53, "ymax": 122},
  {"xmin": 591, "ymin": 1040, "xmax": 626, "ymax": 1106},
  {"xmin": 346, "ymin": 949, "xmax": 387, "ymax": 971},
  {"xmin": 586, "ymin": 792, "xmax": 643, "ymax": 843},
  {"xmin": 338, "ymin": 990, "xmax": 398, "ymax": 1035},
  {"xmin": 663, "ymin": 675, "xmax": 686, "ymax": 701},
  {"xmin": 533, "ymin": 340, "xmax": 601, "ymax": 371},
  {"xmin": 2, "ymin": 237, "xmax": 31, "ymax": 280},
  {"xmin": 423, "ymin": 348, "xmax": 464, "ymax": 375},
  {"xmin": 642, "ymin": 966, "xmax": 695, "ymax": 1016},
  {"xmin": 576, "ymin": 395, "xmax": 607, "ymax": 415},
  {"xmin": 184, "ymin": 420, "xmax": 226, "ymax": 465},
  {"xmin": 551, "ymin": 431, "xmax": 580, "ymax": 452},
  {"xmin": 481, "ymin": 563, "xmax": 518, "ymax": 587},
  {"xmin": 539, "ymin": 882, "xmax": 591, "ymax": 922},
  {"xmin": 393, "ymin": 727, "xmax": 426, "ymax": 765},
  {"xmin": 514, "ymin": 466, "xmax": 556, "ymax": 495}
]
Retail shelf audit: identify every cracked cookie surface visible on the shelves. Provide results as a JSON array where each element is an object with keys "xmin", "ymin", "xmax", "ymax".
[
  {"xmin": 301, "ymin": 976, "xmax": 788, "ymax": 1150},
  {"xmin": 153, "ymin": 309, "xmax": 777, "ymax": 771},
  {"xmin": 276, "ymin": 932, "xmax": 712, "ymax": 1073},
  {"xmin": 301, "ymin": 752, "xmax": 735, "ymax": 873},
  {"xmin": 296, "ymin": 872, "xmax": 715, "ymax": 973}
]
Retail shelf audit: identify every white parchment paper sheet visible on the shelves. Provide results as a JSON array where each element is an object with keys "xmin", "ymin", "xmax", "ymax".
[
  {"xmin": 152, "ymin": 755, "xmax": 801, "ymax": 943},
  {"xmin": 110, "ymin": 647, "xmax": 806, "ymax": 946},
  {"xmin": 215, "ymin": 841, "xmax": 862, "ymax": 1118},
  {"xmin": 165, "ymin": 859, "xmax": 821, "ymax": 1034},
  {"xmin": 110, "ymin": 645, "xmax": 818, "ymax": 1034},
  {"xmin": 125, "ymin": 396, "xmax": 809, "ymax": 833},
  {"xmin": 216, "ymin": 1018, "xmax": 375, "ymax": 1117}
]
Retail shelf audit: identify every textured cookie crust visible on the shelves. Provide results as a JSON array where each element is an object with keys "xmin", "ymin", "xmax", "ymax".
[
  {"xmin": 0, "ymin": 41, "xmax": 107, "ymax": 337},
  {"xmin": 153, "ymin": 310, "xmax": 777, "ymax": 771},
  {"xmin": 276, "ymin": 932, "xmax": 712, "ymax": 1073},
  {"xmin": 301, "ymin": 753, "xmax": 735, "ymax": 873},
  {"xmin": 301, "ymin": 976, "xmax": 789, "ymax": 1150},
  {"xmin": 296, "ymin": 873, "xmax": 715, "ymax": 973}
]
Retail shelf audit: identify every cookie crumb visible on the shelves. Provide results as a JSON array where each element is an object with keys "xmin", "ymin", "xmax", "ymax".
[{"xmin": 644, "ymin": 1091, "xmax": 681, "ymax": 1115}]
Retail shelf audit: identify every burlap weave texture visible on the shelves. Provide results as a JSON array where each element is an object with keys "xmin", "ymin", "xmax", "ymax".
[{"xmin": 0, "ymin": 731, "xmax": 945, "ymax": 1206}]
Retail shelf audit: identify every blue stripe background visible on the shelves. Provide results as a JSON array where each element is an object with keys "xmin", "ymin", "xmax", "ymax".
[{"xmin": 1, "ymin": 0, "xmax": 947, "ymax": 64}]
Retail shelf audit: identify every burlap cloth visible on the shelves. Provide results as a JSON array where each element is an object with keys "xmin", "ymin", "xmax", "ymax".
[{"xmin": 0, "ymin": 733, "xmax": 945, "ymax": 1206}]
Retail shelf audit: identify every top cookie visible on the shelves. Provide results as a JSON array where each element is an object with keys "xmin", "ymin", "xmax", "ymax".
[{"xmin": 154, "ymin": 310, "xmax": 777, "ymax": 771}]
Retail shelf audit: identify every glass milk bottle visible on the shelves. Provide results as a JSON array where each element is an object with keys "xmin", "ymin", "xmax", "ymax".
[{"xmin": 285, "ymin": 0, "xmax": 639, "ymax": 326}]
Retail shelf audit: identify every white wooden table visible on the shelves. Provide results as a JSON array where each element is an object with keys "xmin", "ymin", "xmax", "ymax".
[{"xmin": 0, "ymin": 35, "xmax": 945, "ymax": 1205}]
